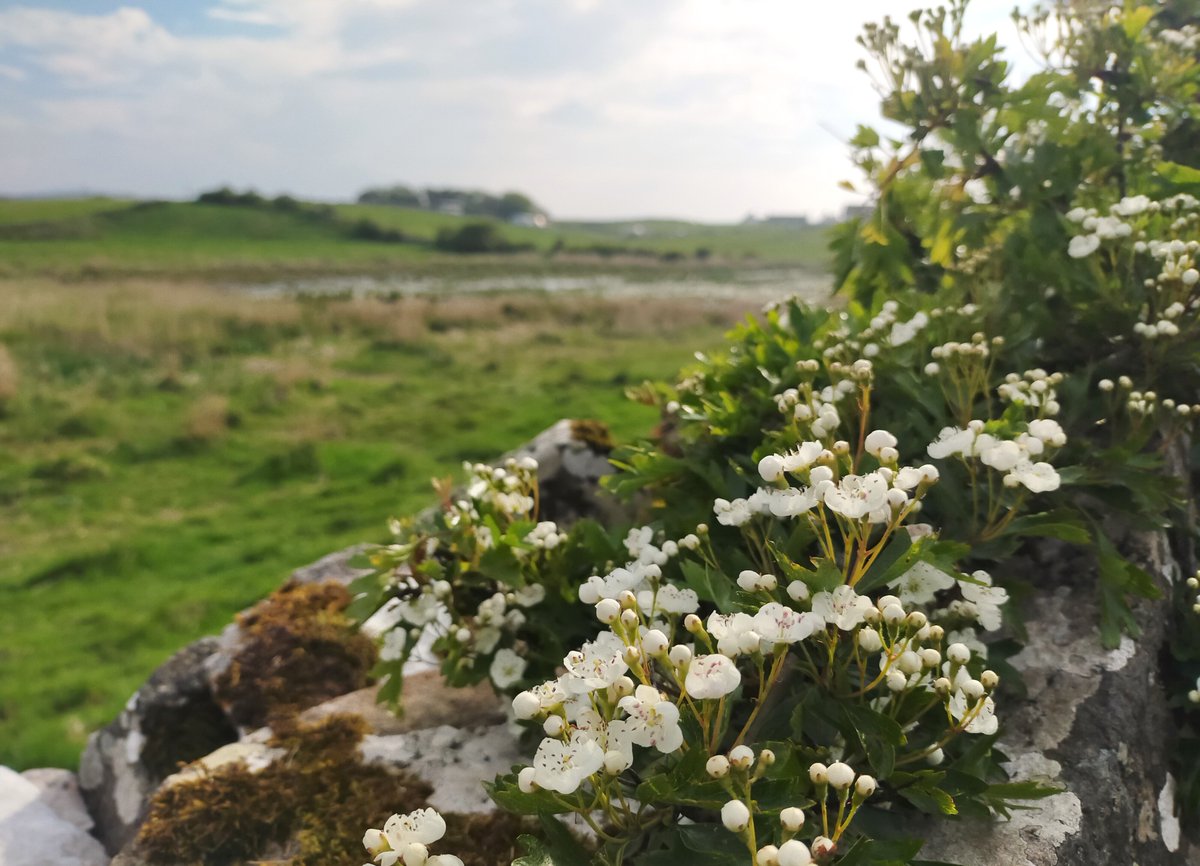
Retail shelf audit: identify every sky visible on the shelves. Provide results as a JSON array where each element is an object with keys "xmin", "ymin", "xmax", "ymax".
[{"xmin": 0, "ymin": 1, "xmax": 1022, "ymax": 221}]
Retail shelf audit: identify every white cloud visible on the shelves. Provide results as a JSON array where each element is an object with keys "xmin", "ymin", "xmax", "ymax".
[{"xmin": 0, "ymin": 1, "xmax": 1024, "ymax": 219}]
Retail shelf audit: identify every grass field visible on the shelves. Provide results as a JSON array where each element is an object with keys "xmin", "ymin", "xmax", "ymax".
[
  {"xmin": 0, "ymin": 195, "xmax": 836, "ymax": 770},
  {"xmin": 0, "ymin": 197, "xmax": 832, "ymax": 278},
  {"xmin": 0, "ymin": 277, "xmax": 768, "ymax": 769}
]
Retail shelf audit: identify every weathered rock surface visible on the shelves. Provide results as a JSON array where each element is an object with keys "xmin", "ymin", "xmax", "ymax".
[
  {"xmin": 79, "ymin": 419, "xmax": 618, "ymax": 855},
  {"xmin": 918, "ymin": 527, "xmax": 1200, "ymax": 866},
  {"xmin": 359, "ymin": 723, "xmax": 522, "ymax": 814},
  {"xmin": 79, "ymin": 637, "xmax": 237, "ymax": 854},
  {"xmin": 0, "ymin": 766, "xmax": 109, "ymax": 866},
  {"xmin": 300, "ymin": 672, "xmax": 504, "ymax": 735}
]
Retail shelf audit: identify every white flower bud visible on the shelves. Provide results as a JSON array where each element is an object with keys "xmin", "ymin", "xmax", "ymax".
[
  {"xmin": 934, "ymin": 677, "xmax": 952, "ymax": 695},
  {"xmin": 721, "ymin": 799, "xmax": 751, "ymax": 833},
  {"xmin": 738, "ymin": 570, "xmax": 762, "ymax": 591},
  {"xmin": 886, "ymin": 669, "xmax": 908, "ymax": 692},
  {"xmin": 403, "ymin": 842, "xmax": 429, "ymax": 866},
  {"xmin": 614, "ymin": 676, "xmax": 635, "ymax": 697},
  {"xmin": 518, "ymin": 764, "xmax": 539, "ymax": 792},
  {"xmin": 787, "ymin": 580, "xmax": 810, "ymax": 602},
  {"xmin": 603, "ymin": 750, "xmax": 628, "ymax": 775},
  {"xmin": 642, "ymin": 629, "xmax": 669, "ymax": 656},
  {"xmin": 759, "ymin": 454, "xmax": 785, "ymax": 482},
  {"xmin": 876, "ymin": 594, "xmax": 901, "ymax": 611},
  {"xmin": 364, "ymin": 828, "xmax": 386, "ymax": 855},
  {"xmin": 906, "ymin": 611, "xmax": 927, "ymax": 629},
  {"xmin": 669, "ymin": 644, "xmax": 693, "ymax": 668},
  {"xmin": 618, "ymin": 590, "xmax": 638, "ymax": 609},
  {"xmin": 856, "ymin": 628, "xmax": 883, "ymax": 652},
  {"xmin": 759, "ymin": 748, "xmax": 776, "ymax": 766},
  {"xmin": 946, "ymin": 643, "xmax": 971, "ymax": 664},
  {"xmin": 729, "ymin": 745, "xmax": 755, "ymax": 768},
  {"xmin": 684, "ymin": 614, "xmax": 704, "ymax": 633},
  {"xmin": 595, "ymin": 598, "xmax": 621, "ymax": 624},
  {"xmin": 579, "ymin": 582, "xmax": 601, "ymax": 605},
  {"xmin": 854, "ymin": 775, "xmax": 877, "ymax": 797},
  {"xmin": 897, "ymin": 651, "xmax": 922, "ymax": 675},
  {"xmin": 826, "ymin": 761, "xmax": 855, "ymax": 790},
  {"xmin": 980, "ymin": 669, "xmax": 999, "ymax": 689},
  {"xmin": 919, "ymin": 648, "xmax": 941, "ymax": 668},
  {"xmin": 432, "ymin": 579, "xmax": 452, "ymax": 598},
  {"xmin": 777, "ymin": 839, "xmax": 813, "ymax": 866},
  {"xmin": 882, "ymin": 604, "xmax": 906, "ymax": 624},
  {"xmin": 512, "ymin": 691, "xmax": 541, "ymax": 720},
  {"xmin": 927, "ymin": 748, "xmax": 945, "ymax": 766},
  {"xmin": 543, "ymin": 715, "xmax": 565, "ymax": 737},
  {"xmin": 622, "ymin": 645, "xmax": 642, "ymax": 665},
  {"xmin": 808, "ymin": 762, "xmax": 828, "ymax": 784},
  {"xmin": 811, "ymin": 836, "xmax": 835, "ymax": 858},
  {"xmin": 455, "ymin": 628, "xmax": 472, "ymax": 644},
  {"xmin": 620, "ymin": 609, "xmax": 639, "ymax": 628},
  {"xmin": 758, "ymin": 844, "xmax": 781, "ymax": 866},
  {"xmin": 963, "ymin": 679, "xmax": 985, "ymax": 699},
  {"xmin": 759, "ymin": 573, "xmax": 778, "ymax": 591},
  {"xmin": 780, "ymin": 806, "xmax": 806, "ymax": 831},
  {"xmin": 706, "ymin": 755, "xmax": 731, "ymax": 778},
  {"xmin": 739, "ymin": 630, "xmax": 763, "ymax": 655}
]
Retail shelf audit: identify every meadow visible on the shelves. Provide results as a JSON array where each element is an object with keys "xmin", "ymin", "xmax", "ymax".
[{"xmin": 0, "ymin": 197, "xmax": 832, "ymax": 769}]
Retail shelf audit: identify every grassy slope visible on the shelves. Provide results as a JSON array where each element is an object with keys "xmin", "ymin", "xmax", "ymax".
[
  {"xmin": 0, "ymin": 280, "xmax": 759, "ymax": 769},
  {"xmin": 0, "ymin": 198, "xmax": 832, "ymax": 277}
]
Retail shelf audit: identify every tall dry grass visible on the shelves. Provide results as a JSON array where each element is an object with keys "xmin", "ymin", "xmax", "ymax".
[{"xmin": 0, "ymin": 279, "xmax": 757, "ymax": 360}]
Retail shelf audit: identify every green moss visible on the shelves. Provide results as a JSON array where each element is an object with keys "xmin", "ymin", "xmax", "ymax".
[
  {"xmin": 133, "ymin": 714, "xmax": 534, "ymax": 866},
  {"xmin": 211, "ymin": 580, "xmax": 378, "ymax": 729},
  {"xmin": 569, "ymin": 418, "xmax": 614, "ymax": 452}
]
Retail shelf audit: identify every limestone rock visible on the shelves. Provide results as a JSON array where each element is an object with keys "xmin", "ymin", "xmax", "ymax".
[
  {"xmin": 79, "ymin": 638, "xmax": 238, "ymax": 854},
  {"xmin": 360, "ymin": 723, "xmax": 523, "ymax": 814},
  {"xmin": 20, "ymin": 768, "xmax": 95, "ymax": 833},
  {"xmin": 0, "ymin": 766, "xmax": 109, "ymax": 866},
  {"xmin": 918, "ymin": 529, "xmax": 1200, "ymax": 865},
  {"xmin": 299, "ymin": 672, "xmax": 503, "ymax": 735}
]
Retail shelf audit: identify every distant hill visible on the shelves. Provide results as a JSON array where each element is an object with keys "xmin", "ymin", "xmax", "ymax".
[
  {"xmin": 356, "ymin": 184, "xmax": 545, "ymax": 222},
  {"xmin": 0, "ymin": 194, "xmax": 832, "ymax": 278}
]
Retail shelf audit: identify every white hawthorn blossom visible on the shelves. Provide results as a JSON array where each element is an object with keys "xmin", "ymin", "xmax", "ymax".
[
  {"xmin": 890, "ymin": 561, "xmax": 956, "ymax": 606},
  {"xmin": 753, "ymin": 602, "xmax": 821, "ymax": 644},
  {"xmin": 489, "ymin": 647, "xmax": 527, "ymax": 689},
  {"xmin": 685, "ymin": 654, "xmax": 743, "ymax": 699},
  {"xmin": 811, "ymin": 586, "xmax": 874, "ymax": 631},
  {"xmin": 823, "ymin": 473, "xmax": 889, "ymax": 519},
  {"xmin": 532, "ymin": 730, "xmax": 605, "ymax": 794},
  {"xmin": 617, "ymin": 685, "xmax": 685, "ymax": 753},
  {"xmin": 563, "ymin": 632, "xmax": 629, "ymax": 694}
]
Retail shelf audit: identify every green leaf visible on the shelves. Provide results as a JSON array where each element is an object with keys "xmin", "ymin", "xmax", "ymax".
[
  {"xmin": 680, "ymin": 560, "xmax": 734, "ymax": 610},
  {"xmin": 1000, "ymin": 510, "xmax": 1091, "ymax": 544},
  {"xmin": 487, "ymin": 774, "xmax": 576, "ymax": 816},
  {"xmin": 513, "ymin": 827, "xmax": 591, "ymax": 866},
  {"xmin": 895, "ymin": 772, "xmax": 958, "ymax": 816},
  {"xmin": 856, "ymin": 531, "xmax": 913, "ymax": 594},
  {"xmin": 1121, "ymin": 5, "xmax": 1154, "ymax": 38}
]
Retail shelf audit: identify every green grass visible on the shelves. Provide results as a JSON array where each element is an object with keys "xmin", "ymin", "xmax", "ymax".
[
  {"xmin": 0, "ymin": 279, "xmax": 757, "ymax": 769},
  {"xmin": 0, "ymin": 196, "xmax": 133, "ymax": 225},
  {"xmin": 0, "ymin": 198, "xmax": 832, "ymax": 278}
]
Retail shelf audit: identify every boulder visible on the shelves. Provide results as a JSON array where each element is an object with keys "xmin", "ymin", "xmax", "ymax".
[
  {"xmin": 79, "ymin": 419, "xmax": 621, "ymax": 854},
  {"xmin": 79, "ymin": 638, "xmax": 238, "ymax": 854},
  {"xmin": 918, "ymin": 526, "xmax": 1200, "ymax": 865},
  {"xmin": 0, "ymin": 766, "xmax": 109, "ymax": 866}
]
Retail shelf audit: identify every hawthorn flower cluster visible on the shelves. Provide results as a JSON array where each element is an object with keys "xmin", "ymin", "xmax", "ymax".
[
  {"xmin": 362, "ymin": 808, "xmax": 462, "ymax": 866},
  {"xmin": 926, "ymin": 416, "xmax": 1065, "ymax": 494},
  {"xmin": 361, "ymin": 455, "xmax": 571, "ymax": 705},
  {"xmin": 713, "ymin": 746, "xmax": 877, "ymax": 865}
]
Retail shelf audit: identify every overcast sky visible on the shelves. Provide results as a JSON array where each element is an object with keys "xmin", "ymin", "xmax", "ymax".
[{"xmin": 0, "ymin": 1, "xmax": 1021, "ymax": 221}]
